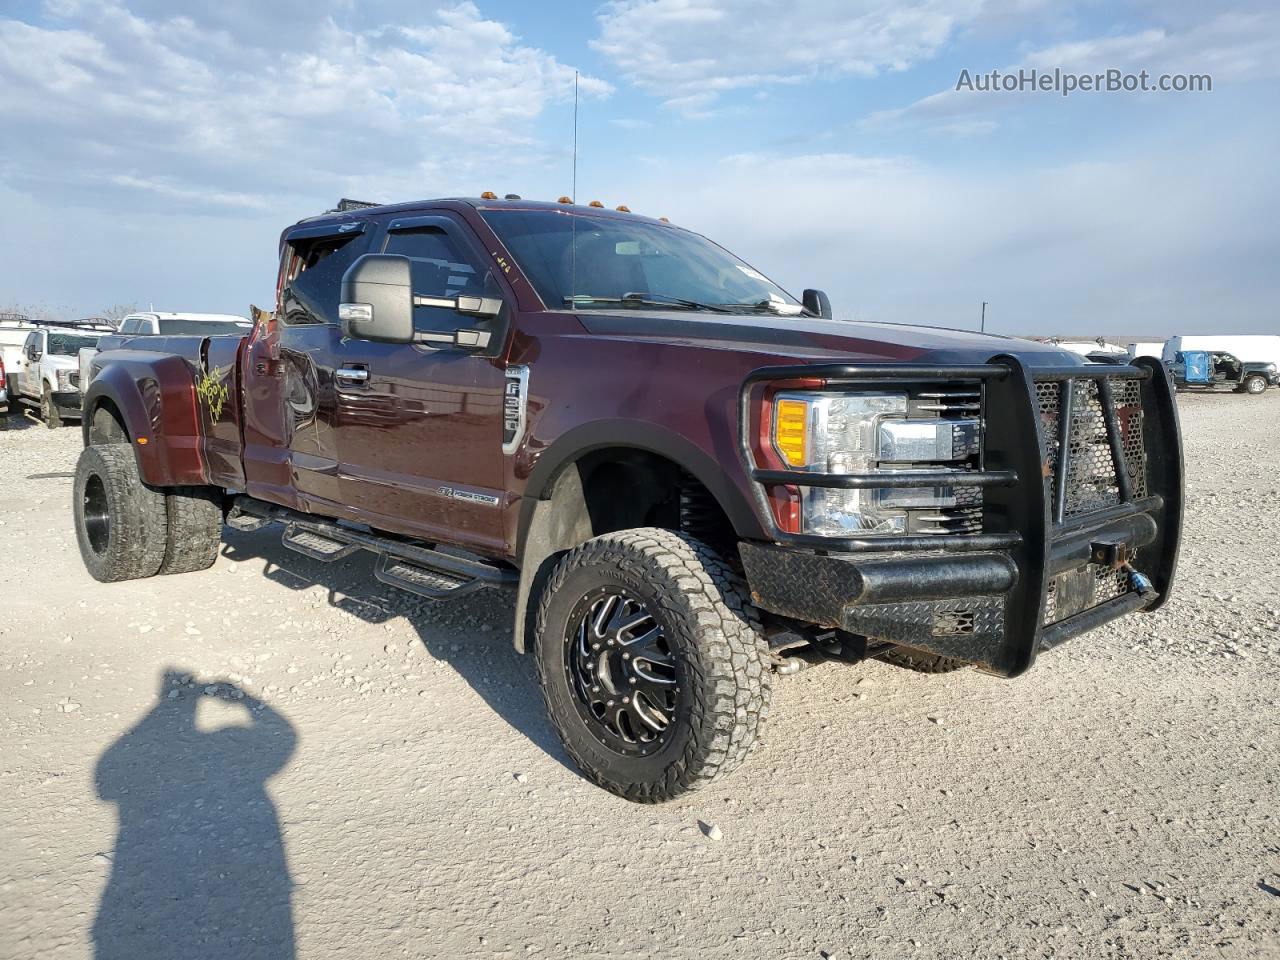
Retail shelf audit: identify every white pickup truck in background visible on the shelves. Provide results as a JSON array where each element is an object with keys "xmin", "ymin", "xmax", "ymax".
[
  {"xmin": 3, "ymin": 319, "xmax": 114, "ymax": 427},
  {"xmin": 77, "ymin": 312, "xmax": 251, "ymax": 390},
  {"xmin": 1, "ymin": 313, "xmax": 34, "ymax": 412}
]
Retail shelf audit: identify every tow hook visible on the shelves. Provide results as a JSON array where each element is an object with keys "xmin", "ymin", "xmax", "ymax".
[{"xmin": 1123, "ymin": 562, "xmax": 1154, "ymax": 597}]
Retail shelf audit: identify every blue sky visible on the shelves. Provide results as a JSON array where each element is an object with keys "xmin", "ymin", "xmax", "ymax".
[{"xmin": 1, "ymin": 0, "xmax": 1276, "ymax": 334}]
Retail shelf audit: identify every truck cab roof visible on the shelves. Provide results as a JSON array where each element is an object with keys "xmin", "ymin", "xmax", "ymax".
[{"xmin": 291, "ymin": 197, "xmax": 675, "ymax": 234}]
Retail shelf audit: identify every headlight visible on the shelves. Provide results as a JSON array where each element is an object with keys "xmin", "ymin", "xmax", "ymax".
[
  {"xmin": 56, "ymin": 369, "xmax": 76, "ymax": 391},
  {"xmin": 769, "ymin": 391, "xmax": 979, "ymax": 536}
]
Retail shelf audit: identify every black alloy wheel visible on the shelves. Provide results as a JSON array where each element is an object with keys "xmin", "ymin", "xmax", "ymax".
[
  {"xmin": 82, "ymin": 473, "xmax": 112, "ymax": 555},
  {"xmin": 564, "ymin": 588, "xmax": 679, "ymax": 755},
  {"xmin": 534, "ymin": 528, "xmax": 771, "ymax": 803}
]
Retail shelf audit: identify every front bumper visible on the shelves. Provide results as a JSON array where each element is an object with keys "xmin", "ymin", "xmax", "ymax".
[
  {"xmin": 738, "ymin": 357, "xmax": 1183, "ymax": 677},
  {"xmin": 52, "ymin": 390, "xmax": 83, "ymax": 416}
]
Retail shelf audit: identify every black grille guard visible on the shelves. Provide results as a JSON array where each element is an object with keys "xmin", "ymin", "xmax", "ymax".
[{"xmin": 738, "ymin": 355, "xmax": 1184, "ymax": 677}]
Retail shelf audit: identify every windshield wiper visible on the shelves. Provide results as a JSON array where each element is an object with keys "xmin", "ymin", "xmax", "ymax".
[
  {"xmin": 719, "ymin": 299, "xmax": 807, "ymax": 316},
  {"xmin": 564, "ymin": 293, "xmax": 735, "ymax": 313}
]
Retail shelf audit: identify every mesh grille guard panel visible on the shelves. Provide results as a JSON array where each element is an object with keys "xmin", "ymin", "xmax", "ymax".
[{"xmin": 1036, "ymin": 378, "xmax": 1148, "ymax": 520}]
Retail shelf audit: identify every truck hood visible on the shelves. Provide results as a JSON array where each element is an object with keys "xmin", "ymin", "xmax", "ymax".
[{"xmin": 570, "ymin": 311, "xmax": 1086, "ymax": 368}]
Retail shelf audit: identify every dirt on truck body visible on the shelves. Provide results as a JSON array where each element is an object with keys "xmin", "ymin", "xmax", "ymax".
[{"xmin": 74, "ymin": 196, "xmax": 1184, "ymax": 801}]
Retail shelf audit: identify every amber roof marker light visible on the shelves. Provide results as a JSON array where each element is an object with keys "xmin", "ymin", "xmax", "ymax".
[
  {"xmin": 557, "ymin": 196, "xmax": 572, "ymax": 204},
  {"xmin": 480, "ymin": 190, "xmax": 498, "ymax": 200},
  {"xmin": 588, "ymin": 200, "xmax": 605, "ymax": 208},
  {"xmin": 615, "ymin": 205, "xmax": 631, "ymax": 212}
]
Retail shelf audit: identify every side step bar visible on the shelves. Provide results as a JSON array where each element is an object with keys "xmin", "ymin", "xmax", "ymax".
[
  {"xmin": 231, "ymin": 496, "xmax": 517, "ymax": 601},
  {"xmin": 374, "ymin": 554, "xmax": 483, "ymax": 601},
  {"xmin": 282, "ymin": 524, "xmax": 360, "ymax": 562}
]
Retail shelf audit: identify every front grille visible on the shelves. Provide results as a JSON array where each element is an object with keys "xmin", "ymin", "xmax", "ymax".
[
  {"xmin": 1035, "ymin": 377, "xmax": 1147, "ymax": 520},
  {"xmin": 914, "ymin": 482, "xmax": 984, "ymax": 534},
  {"xmin": 911, "ymin": 387, "xmax": 981, "ymax": 416},
  {"xmin": 904, "ymin": 385, "xmax": 986, "ymax": 535}
]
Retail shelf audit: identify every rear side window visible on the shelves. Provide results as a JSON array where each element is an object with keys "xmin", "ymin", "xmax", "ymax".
[
  {"xmin": 381, "ymin": 226, "xmax": 490, "ymax": 334},
  {"xmin": 281, "ymin": 231, "xmax": 371, "ymax": 325},
  {"xmin": 156, "ymin": 318, "xmax": 250, "ymax": 336}
]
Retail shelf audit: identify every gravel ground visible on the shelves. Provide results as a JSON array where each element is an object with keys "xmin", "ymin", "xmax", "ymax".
[{"xmin": 1, "ymin": 393, "xmax": 1277, "ymax": 960}]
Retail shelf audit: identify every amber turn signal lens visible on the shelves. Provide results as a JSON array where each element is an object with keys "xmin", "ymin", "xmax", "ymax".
[{"xmin": 774, "ymin": 398, "xmax": 809, "ymax": 467}]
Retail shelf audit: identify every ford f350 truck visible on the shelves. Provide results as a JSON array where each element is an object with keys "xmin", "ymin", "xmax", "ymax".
[
  {"xmin": 74, "ymin": 196, "xmax": 1184, "ymax": 801},
  {"xmin": 6, "ymin": 319, "xmax": 113, "ymax": 427}
]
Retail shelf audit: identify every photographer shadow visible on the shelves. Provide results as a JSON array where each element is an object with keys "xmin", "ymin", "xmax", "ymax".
[{"xmin": 93, "ymin": 670, "xmax": 297, "ymax": 960}]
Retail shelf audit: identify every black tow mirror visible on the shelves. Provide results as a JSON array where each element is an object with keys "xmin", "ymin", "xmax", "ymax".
[
  {"xmin": 340, "ymin": 254, "xmax": 504, "ymax": 346},
  {"xmin": 802, "ymin": 288, "xmax": 833, "ymax": 320},
  {"xmin": 339, "ymin": 254, "xmax": 416, "ymax": 343}
]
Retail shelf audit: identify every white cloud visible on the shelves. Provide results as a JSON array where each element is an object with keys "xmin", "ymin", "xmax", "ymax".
[
  {"xmin": 592, "ymin": 0, "xmax": 992, "ymax": 114},
  {"xmin": 0, "ymin": 1, "xmax": 609, "ymax": 214},
  {"xmin": 609, "ymin": 136, "xmax": 1280, "ymax": 333},
  {"xmin": 866, "ymin": 10, "xmax": 1280, "ymax": 131}
]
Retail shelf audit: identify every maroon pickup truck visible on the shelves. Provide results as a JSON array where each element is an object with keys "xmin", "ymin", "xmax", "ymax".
[{"xmin": 75, "ymin": 196, "xmax": 1183, "ymax": 801}]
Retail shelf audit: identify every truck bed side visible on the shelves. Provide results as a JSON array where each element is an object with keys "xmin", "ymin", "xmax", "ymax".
[{"xmin": 82, "ymin": 334, "xmax": 249, "ymax": 489}]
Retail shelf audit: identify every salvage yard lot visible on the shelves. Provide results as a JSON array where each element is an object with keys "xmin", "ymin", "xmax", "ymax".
[{"xmin": 1, "ymin": 393, "xmax": 1278, "ymax": 960}]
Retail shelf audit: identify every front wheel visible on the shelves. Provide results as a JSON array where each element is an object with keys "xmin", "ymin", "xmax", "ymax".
[
  {"xmin": 1244, "ymin": 374, "xmax": 1268, "ymax": 395},
  {"xmin": 534, "ymin": 529, "xmax": 770, "ymax": 803},
  {"xmin": 41, "ymin": 387, "xmax": 62, "ymax": 428},
  {"xmin": 73, "ymin": 445, "xmax": 168, "ymax": 582}
]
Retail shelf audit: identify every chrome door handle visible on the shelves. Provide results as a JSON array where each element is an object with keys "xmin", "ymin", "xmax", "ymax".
[{"xmin": 336, "ymin": 365, "xmax": 369, "ymax": 382}]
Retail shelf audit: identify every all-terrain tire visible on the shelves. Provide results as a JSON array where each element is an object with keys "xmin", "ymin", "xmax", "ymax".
[
  {"xmin": 73, "ymin": 445, "xmax": 168, "ymax": 582},
  {"xmin": 534, "ymin": 528, "xmax": 771, "ymax": 803},
  {"xmin": 158, "ymin": 486, "xmax": 223, "ymax": 575},
  {"xmin": 41, "ymin": 386, "xmax": 62, "ymax": 429},
  {"xmin": 1244, "ymin": 374, "xmax": 1268, "ymax": 395},
  {"xmin": 879, "ymin": 647, "xmax": 968, "ymax": 673}
]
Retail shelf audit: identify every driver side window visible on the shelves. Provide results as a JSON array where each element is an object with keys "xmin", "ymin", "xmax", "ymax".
[{"xmin": 381, "ymin": 227, "xmax": 491, "ymax": 335}]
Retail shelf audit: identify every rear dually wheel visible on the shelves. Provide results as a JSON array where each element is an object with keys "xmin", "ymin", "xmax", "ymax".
[{"xmin": 73, "ymin": 445, "xmax": 167, "ymax": 582}]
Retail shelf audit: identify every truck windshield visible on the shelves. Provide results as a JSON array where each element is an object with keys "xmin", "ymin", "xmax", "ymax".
[
  {"xmin": 156, "ymin": 318, "xmax": 251, "ymax": 335},
  {"xmin": 480, "ymin": 209, "xmax": 803, "ymax": 314},
  {"xmin": 47, "ymin": 333, "xmax": 100, "ymax": 355}
]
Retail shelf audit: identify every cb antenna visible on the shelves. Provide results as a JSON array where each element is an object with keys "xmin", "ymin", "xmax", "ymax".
[
  {"xmin": 572, "ymin": 70, "xmax": 579, "ymax": 203},
  {"xmin": 570, "ymin": 70, "xmax": 580, "ymax": 303}
]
